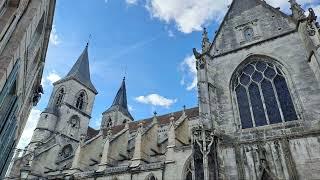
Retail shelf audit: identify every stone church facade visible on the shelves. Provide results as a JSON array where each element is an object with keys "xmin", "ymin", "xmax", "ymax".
[
  {"xmin": 8, "ymin": 0, "xmax": 320, "ymax": 179},
  {"xmin": 0, "ymin": 0, "xmax": 56, "ymax": 177}
]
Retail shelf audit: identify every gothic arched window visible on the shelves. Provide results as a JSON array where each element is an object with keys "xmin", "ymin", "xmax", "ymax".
[
  {"xmin": 107, "ymin": 118, "xmax": 112, "ymax": 128},
  {"xmin": 233, "ymin": 58, "xmax": 298, "ymax": 129},
  {"xmin": 75, "ymin": 91, "xmax": 87, "ymax": 110},
  {"xmin": 55, "ymin": 87, "xmax": 65, "ymax": 106}
]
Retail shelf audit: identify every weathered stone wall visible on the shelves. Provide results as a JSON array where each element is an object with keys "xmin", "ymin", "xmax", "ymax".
[
  {"xmin": 205, "ymin": 5, "xmax": 320, "ymax": 179},
  {"xmin": 0, "ymin": 0, "xmax": 55, "ymax": 177}
]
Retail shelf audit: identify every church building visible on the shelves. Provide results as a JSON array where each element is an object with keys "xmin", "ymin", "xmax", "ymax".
[{"xmin": 8, "ymin": 0, "xmax": 320, "ymax": 179}]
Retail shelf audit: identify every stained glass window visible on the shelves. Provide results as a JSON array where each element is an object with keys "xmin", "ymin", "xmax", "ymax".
[{"xmin": 234, "ymin": 59, "xmax": 298, "ymax": 129}]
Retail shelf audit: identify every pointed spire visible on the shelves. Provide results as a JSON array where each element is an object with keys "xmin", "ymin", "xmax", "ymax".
[
  {"xmin": 103, "ymin": 78, "xmax": 134, "ymax": 120},
  {"xmin": 152, "ymin": 111, "xmax": 158, "ymax": 124},
  {"xmin": 112, "ymin": 77, "xmax": 128, "ymax": 108},
  {"xmin": 58, "ymin": 44, "xmax": 98, "ymax": 94},
  {"xmin": 289, "ymin": 0, "xmax": 305, "ymax": 20}
]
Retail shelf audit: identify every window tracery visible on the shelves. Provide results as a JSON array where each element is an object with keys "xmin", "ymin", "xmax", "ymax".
[
  {"xmin": 75, "ymin": 91, "xmax": 87, "ymax": 110},
  {"xmin": 106, "ymin": 118, "xmax": 112, "ymax": 128},
  {"xmin": 55, "ymin": 87, "xmax": 65, "ymax": 106},
  {"xmin": 183, "ymin": 158, "xmax": 194, "ymax": 180},
  {"xmin": 233, "ymin": 58, "xmax": 298, "ymax": 129}
]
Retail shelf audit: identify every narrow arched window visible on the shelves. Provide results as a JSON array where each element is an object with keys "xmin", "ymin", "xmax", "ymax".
[
  {"xmin": 233, "ymin": 59, "xmax": 298, "ymax": 129},
  {"xmin": 244, "ymin": 27, "xmax": 254, "ymax": 41},
  {"xmin": 75, "ymin": 91, "xmax": 87, "ymax": 110},
  {"xmin": 107, "ymin": 118, "xmax": 112, "ymax": 128},
  {"xmin": 55, "ymin": 88, "xmax": 65, "ymax": 106}
]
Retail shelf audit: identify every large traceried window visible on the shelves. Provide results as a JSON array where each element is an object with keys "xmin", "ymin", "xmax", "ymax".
[{"xmin": 233, "ymin": 57, "xmax": 298, "ymax": 129}]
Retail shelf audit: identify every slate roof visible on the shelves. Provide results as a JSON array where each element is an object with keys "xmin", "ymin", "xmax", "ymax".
[
  {"xmin": 86, "ymin": 126, "xmax": 99, "ymax": 140},
  {"xmin": 55, "ymin": 44, "xmax": 98, "ymax": 94},
  {"xmin": 103, "ymin": 78, "xmax": 134, "ymax": 120},
  {"xmin": 103, "ymin": 107, "xmax": 199, "ymax": 136}
]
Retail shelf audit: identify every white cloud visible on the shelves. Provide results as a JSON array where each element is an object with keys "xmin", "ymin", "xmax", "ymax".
[
  {"xmin": 17, "ymin": 109, "xmax": 42, "ymax": 149},
  {"xmin": 137, "ymin": 0, "xmax": 319, "ymax": 34},
  {"xmin": 180, "ymin": 55, "xmax": 197, "ymax": 91},
  {"xmin": 47, "ymin": 72, "xmax": 61, "ymax": 84},
  {"xmin": 49, "ymin": 25, "xmax": 61, "ymax": 46},
  {"xmin": 145, "ymin": 0, "xmax": 229, "ymax": 33},
  {"xmin": 126, "ymin": 0, "xmax": 138, "ymax": 5},
  {"xmin": 128, "ymin": 105, "xmax": 134, "ymax": 111},
  {"xmin": 90, "ymin": 114, "xmax": 102, "ymax": 129},
  {"xmin": 311, "ymin": 4, "xmax": 320, "ymax": 21},
  {"xmin": 135, "ymin": 94, "xmax": 177, "ymax": 108},
  {"xmin": 168, "ymin": 29, "xmax": 175, "ymax": 37}
]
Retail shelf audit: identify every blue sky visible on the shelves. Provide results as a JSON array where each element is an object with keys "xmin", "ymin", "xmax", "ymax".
[{"xmin": 18, "ymin": 0, "xmax": 320, "ymax": 148}]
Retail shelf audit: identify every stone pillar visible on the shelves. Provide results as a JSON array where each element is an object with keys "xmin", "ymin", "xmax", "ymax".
[
  {"xmin": 197, "ymin": 55, "xmax": 212, "ymax": 129},
  {"xmin": 97, "ymin": 130, "xmax": 112, "ymax": 172},
  {"xmin": 70, "ymin": 134, "xmax": 86, "ymax": 173},
  {"xmin": 130, "ymin": 122, "xmax": 144, "ymax": 167},
  {"xmin": 166, "ymin": 115, "xmax": 176, "ymax": 163}
]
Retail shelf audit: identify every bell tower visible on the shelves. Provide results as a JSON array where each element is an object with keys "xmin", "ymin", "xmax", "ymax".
[
  {"xmin": 29, "ymin": 44, "xmax": 98, "ymax": 150},
  {"xmin": 101, "ymin": 77, "xmax": 133, "ymax": 129}
]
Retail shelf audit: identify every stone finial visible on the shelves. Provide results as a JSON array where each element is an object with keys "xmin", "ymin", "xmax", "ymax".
[
  {"xmin": 182, "ymin": 105, "xmax": 186, "ymax": 116},
  {"xmin": 169, "ymin": 113, "xmax": 175, "ymax": 128},
  {"xmin": 289, "ymin": 0, "xmax": 305, "ymax": 20},
  {"xmin": 80, "ymin": 134, "xmax": 86, "ymax": 144},
  {"xmin": 125, "ymin": 120, "xmax": 130, "ymax": 129},
  {"xmin": 202, "ymin": 27, "xmax": 210, "ymax": 52},
  {"xmin": 138, "ymin": 122, "xmax": 144, "ymax": 133},
  {"xmin": 152, "ymin": 111, "xmax": 158, "ymax": 124}
]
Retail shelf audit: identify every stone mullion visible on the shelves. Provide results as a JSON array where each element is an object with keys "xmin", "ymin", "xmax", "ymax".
[
  {"xmin": 245, "ymin": 85, "xmax": 256, "ymax": 128},
  {"xmin": 257, "ymin": 82, "xmax": 270, "ymax": 125},
  {"xmin": 233, "ymin": 86, "xmax": 242, "ymax": 129}
]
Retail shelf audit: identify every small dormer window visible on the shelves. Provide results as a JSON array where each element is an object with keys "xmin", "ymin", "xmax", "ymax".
[{"xmin": 244, "ymin": 27, "xmax": 254, "ymax": 41}]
